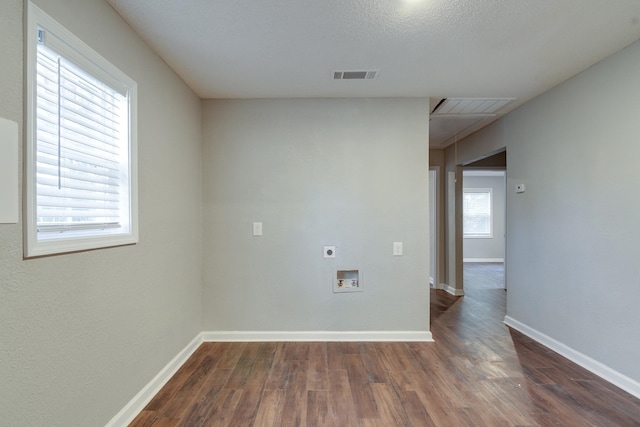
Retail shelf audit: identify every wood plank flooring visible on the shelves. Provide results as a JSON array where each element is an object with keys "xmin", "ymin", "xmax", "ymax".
[
  {"xmin": 130, "ymin": 288, "xmax": 640, "ymax": 426},
  {"xmin": 463, "ymin": 262, "xmax": 504, "ymax": 290}
]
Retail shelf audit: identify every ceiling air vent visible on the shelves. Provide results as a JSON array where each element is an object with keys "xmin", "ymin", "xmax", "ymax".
[{"xmin": 333, "ymin": 70, "xmax": 379, "ymax": 80}]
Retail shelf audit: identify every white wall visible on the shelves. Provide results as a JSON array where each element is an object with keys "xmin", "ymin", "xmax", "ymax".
[
  {"xmin": 463, "ymin": 173, "xmax": 505, "ymax": 261},
  {"xmin": 202, "ymin": 98, "xmax": 430, "ymax": 333},
  {"xmin": 462, "ymin": 39, "xmax": 640, "ymax": 387},
  {"xmin": 0, "ymin": 1, "xmax": 203, "ymax": 425}
]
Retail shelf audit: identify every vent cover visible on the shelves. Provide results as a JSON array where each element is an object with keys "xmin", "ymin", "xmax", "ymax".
[
  {"xmin": 333, "ymin": 70, "xmax": 379, "ymax": 80},
  {"xmin": 431, "ymin": 98, "xmax": 515, "ymax": 117}
]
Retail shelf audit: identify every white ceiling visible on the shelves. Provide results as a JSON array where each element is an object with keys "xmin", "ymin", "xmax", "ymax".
[{"xmin": 106, "ymin": 0, "xmax": 640, "ymax": 146}]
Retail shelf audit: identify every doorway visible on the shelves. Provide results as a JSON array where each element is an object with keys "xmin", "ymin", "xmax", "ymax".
[{"xmin": 462, "ymin": 169, "xmax": 506, "ymax": 290}]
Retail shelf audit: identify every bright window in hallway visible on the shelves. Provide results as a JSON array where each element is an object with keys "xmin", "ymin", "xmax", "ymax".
[{"xmin": 463, "ymin": 188, "xmax": 492, "ymax": 238}]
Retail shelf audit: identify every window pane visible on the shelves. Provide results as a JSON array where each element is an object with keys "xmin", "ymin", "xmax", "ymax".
[
  {"xmin": 35, "ymin": 39, "xmax": 129, "ymax": 236},
  {"xmin": 463, "ymin": 190, "xmax": 491, "ymax": 237}
]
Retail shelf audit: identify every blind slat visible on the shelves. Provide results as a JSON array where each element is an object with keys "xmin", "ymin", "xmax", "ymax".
[
  {"xmin": 37, "ymin": 160, "xmax": 121, "ymax": 182},
  {"xmin": 37, "ymin": 179, "xmax": 121, "ymax": 198},
  {"xmin": 37, "ymin": 209, "xmax": 120, "ymax": 219}
]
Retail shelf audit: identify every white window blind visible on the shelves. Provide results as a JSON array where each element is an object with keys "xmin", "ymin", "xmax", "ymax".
[
  {"xmin": 463, "ymin": 189, "xmax": 492, "ymax": 238},
  {"xmin": 25, "ymin": 2, "xmax": 137, "ymax": 257},
  {"xmin": 36, "ymin": 35, "xmax": 127, "ymax": 233}
]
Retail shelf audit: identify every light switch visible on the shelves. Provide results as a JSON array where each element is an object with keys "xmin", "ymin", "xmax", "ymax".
[
  {"xmin": 252, "ymin": 222, "xmax": 263, "ymax": 236},
  {"xmin": 393, "ymin": 242, "xmax": 403, "ymax": 256}
]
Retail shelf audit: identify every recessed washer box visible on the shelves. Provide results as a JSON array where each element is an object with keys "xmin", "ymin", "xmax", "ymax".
[{"xmin": 334, "ymin": 269, "xmax": 362, "ymax": 293}]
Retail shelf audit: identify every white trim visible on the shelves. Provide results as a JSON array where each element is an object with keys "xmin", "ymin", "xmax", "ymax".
[
  {"xmin": 445, "ymin": 285, "xmax": 464, "ymax": 296},
  {"xmin": 201, "ymin": 330, "xmax": 433, "ymax": 342},
  {"xmin": 504, "ymin": 316, "xmax": 640, "ymax": 400},
  {"xmin": 463, "ymin": 170, "xmax": 506, "ymax": 177},
  {"xmin": 463, "ymin": 258, "xmax": 504, "ymax": 263},
  {"xmin": 105, "ymin": 333, "xmax": 204, "ymax": 427}
]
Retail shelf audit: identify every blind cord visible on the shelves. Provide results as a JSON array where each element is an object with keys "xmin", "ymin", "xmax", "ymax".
[{"xmin": 56, "ymin": 55, "xmax": 62, "ymax": 190}]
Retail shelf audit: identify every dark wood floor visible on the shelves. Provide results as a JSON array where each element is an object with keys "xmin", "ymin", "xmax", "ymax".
[
  {"xmin": 463, "ymin": 262, "xmax": 504, "ymax": 290},
  {"xmin": 130, "ymin": 288, "xmax": 640, "ymax": 426}
]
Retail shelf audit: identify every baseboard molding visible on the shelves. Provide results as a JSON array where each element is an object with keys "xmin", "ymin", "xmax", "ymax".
[
  {"xmin": 463, "ymin": 258, "xmax": 504, "ymax": 263},
  {"xmin": 105, "ymin": 333, "xmax": 204, "ymax": 427},
  {"xmin": 504, "ymin": 316, "xmax": 640, "ymax": 400},
  {"xmin": 202, "ymin": 330, "xmax": 434, "ymax": 342},
  {"xmin": 445, "ymin": 285, "xmax": 464, "ymax": 296}
]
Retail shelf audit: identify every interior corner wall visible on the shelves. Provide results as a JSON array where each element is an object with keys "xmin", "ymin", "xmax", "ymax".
[
  {"xmin": 0, "ymin": 1, "xmax": 203, "ymax": 425},
  {"xmin": 202, "ymin": 98, "xmax": 430, "ymax": 332},
  {"xmin": 465, "ymin": 39, "xmax": 640, "ymax": 384}
]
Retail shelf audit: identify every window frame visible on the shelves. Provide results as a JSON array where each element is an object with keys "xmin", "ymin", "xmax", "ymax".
[
  {"xmin": 462, "ymin": 188, "xmax": 493, "ymax": 239},
  {"xmin": 24, "ymin": 2, "xmax": 138, "ymax": 257}
]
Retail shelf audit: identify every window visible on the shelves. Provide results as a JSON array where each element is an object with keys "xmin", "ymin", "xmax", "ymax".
[
  {"xmin": 463, "ymin": 188, "xmax": 492, "ymax": 238},
  {"xmin": 25, "ymin": 3, "xmax": 137, "ymax": 257}
]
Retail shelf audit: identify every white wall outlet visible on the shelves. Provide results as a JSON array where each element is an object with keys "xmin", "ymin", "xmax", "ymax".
[
  {"xmin": 515, "ymin": 184, "xmax": 525, "ymax": 193},
  {"xmin": 323, "ymin": 246, "xmax": 336, "ymax": 258},
  {"xmin": 252, "ymin": 222, "xmax": 263, "ymax": 236},
  {"xmin": 393, "ymin": 241, "xmax": 403, "ymax": 256}
]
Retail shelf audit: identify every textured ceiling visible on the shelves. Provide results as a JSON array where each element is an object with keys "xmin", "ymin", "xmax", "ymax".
[{"xmin": 106, "ymin": 0, "xmax": 640, "ymax": 145}]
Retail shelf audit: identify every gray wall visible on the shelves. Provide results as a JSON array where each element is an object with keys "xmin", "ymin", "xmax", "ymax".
[
  {"xmin": 0, "ymin": 1, "xmax": 203, "ymax": 425},
  {"xmin": 462, "ymin": 39, "xmax": 640, "ymax": 383},
  {"xmin": 202, "ymin": 98, "xmax": 430, "ymax": 332},
  {"xmin": 462, "ymin": 174, "xmax": 506, "ymax": 261}
]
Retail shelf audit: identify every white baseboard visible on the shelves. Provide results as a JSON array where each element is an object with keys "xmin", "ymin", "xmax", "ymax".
[
  {"xmin": 463, "ymin": 258, "xmax": 504, "ymax": 263},
  {"xmin": 202, "ymin": 330, "xmax": 434, "ymax": 342},
  {"xmin": 504, "ymin": 316, "xmax": 640, "ymax": 400},
  {"xmin": 105, "ymin": 333, "xmax": 204, "ymax": 427},
  {"xmin": 445, "ymin": 285, "xmax": 464, "ymax": 296}
]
